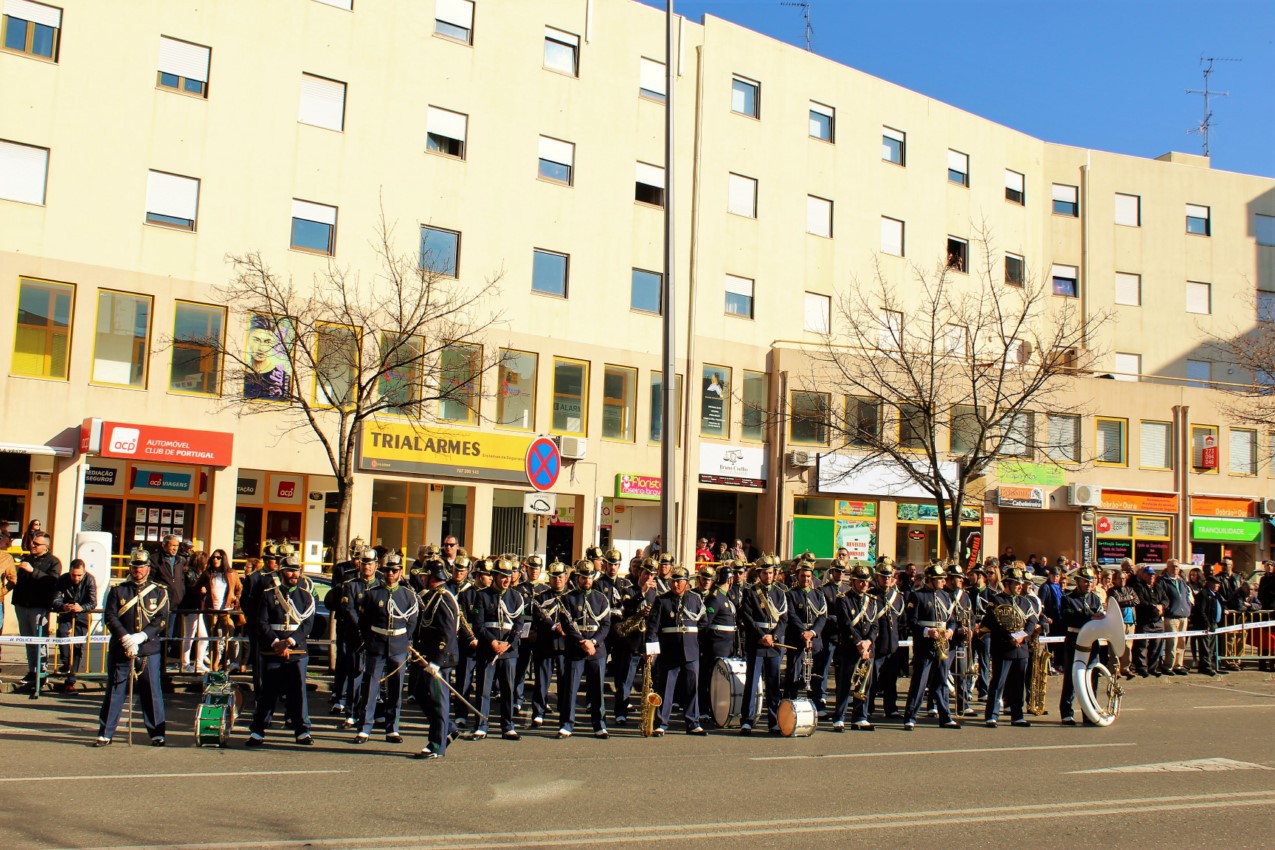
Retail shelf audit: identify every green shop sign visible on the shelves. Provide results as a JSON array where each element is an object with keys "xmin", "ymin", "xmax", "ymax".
[
  {"xmin": 997, "ymin": 461, "xmax": 1065, "ymax": 487},
  {"xmin": 1191, "ymin": 517, "xmax": 1263, "ymax": 543}
]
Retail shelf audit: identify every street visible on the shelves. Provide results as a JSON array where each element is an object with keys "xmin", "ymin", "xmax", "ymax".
[{"xmin": 2, "ymin": 670, "xmax": 1273, "ymax": 849}]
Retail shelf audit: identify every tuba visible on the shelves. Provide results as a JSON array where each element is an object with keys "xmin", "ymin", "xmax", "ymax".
[{"xmin": 1072, "ymin": 597, "xmax": 1127, "ymax": 726}]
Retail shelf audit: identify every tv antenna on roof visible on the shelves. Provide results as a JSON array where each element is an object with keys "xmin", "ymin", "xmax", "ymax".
[
  {"xmin": 780, "ymin": 1, "xmax": 813, "ymax": 52},
  {"xmin": 1186, "ymin": 56, "xmax": 1239, "ymax": 158}
]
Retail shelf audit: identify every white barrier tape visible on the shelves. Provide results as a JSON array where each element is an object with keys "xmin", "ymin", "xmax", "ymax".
[{"xmin": 894, "ymin": 619, "xmax": 1273, "ymax": 649}]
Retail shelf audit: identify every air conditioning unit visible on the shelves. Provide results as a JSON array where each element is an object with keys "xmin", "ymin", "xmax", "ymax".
[
  {"xmin": 1068, "ymin": 483, "xmax": 1103, "ymax": 507},
  {"xmin": 788, "ymin": 450, "xmax": 818, "ymax": 468},
  {"xmin": 554, "ymin": 435, "xmax": 587, "ymax": 460},
  {"xmin": 1259, "ymin": 497, "xmax": 1275, "ymax": 517}
]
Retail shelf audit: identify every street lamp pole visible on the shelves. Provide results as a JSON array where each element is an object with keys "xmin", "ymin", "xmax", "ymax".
[{"xmin": 660, "ymin": 1, "xmax": 677, "ymax": 564}]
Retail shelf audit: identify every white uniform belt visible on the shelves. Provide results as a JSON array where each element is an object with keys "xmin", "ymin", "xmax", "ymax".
[
  {"xmin": 609, "ymin": 608, "xmax": 622, "ymax": 616},
  {"xmin": 579, "ymin": 626, "xmax": 599, "ymax": 635},
  {"xmin": 661, "ymin": 626, "xmax": 699, "ymax": 634},
  {"xmin": 708, "ymin": 625, "xmax": 737, "ymax": 632},
  {"xmin": 482, "ymin": 622, "xmax": 513, "ymax": 629},
  {"xmin": 917, "ymin": 620, "xmax": 945, "ymax": 628},
  {"xmin": 269, "ymin": 624, "xmax": 295, "ymax": 631},
  {"xmin": 753, "ymin": 621, "xmax": 776, "ymax": 629},
  {"xmin": 372, "ymin": 626, "xmax": 407, "ymax": 636}
]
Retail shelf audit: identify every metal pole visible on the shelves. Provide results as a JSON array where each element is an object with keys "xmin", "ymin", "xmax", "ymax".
[{"xmin": 660, "ymin": 1, "xmax": 677, "ymax": 563}]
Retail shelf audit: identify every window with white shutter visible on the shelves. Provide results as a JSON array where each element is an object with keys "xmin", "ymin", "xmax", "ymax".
[
  {"xmin": 145, "ymin": 171, "xmax": 200, "ymax": 230},
  {"xmin": 1113, "ymin": 352, "xmax": 1141, "ymax": 382},
  {"xmin": 537, "ymin": 136, "xmax": 574, "ymax": 185},
  {"xmin": 806, "ymin": 195, "xmax": 832, "ymax": 237},
  {"xmin": 312, "ymin": 0, "xmax": 352, "ymax": 9},
  {"xmin": 1114, "ymin": 193, "xmax": 1140, "ymax": 226},
  {"xmin": 635, "ymin": 162, "xmax": 665, "ymax": 207},
  {"xmin": 725, "ymin": 275, "xmax": 754, "ymax": 319},
  {"xmin": 1186, "ymin": 204, "xmax": 1210, "ymax": 236},
  {"xmin": 879, "ymin": 309, "xmax": 903, "ymax": 350},
  {"xmin": 1096, "ymin": 418, "xmax": 1127, "ymax": 465},
  {"xmin": 803, "ymin": 292, "xmax": 830, "ymax": 334},
  {"xmin": 1186, "ymin": 281, "xmax": 1211, "ymax": 314},
  {"xmin": 0, "ymin": 139, "xmax": 49, "ymax": 205},
  {"xmin": 639, "ymin": 57, "xmax": 666, "ymax": 101},
  {"xmin": 291, "ymin": 199, "xmax": 337, "ymax": 255},
  {"xmin": 1115, "ymin": 272, "xmax": 1141, "ymax": 306},
  {"xmin": 1052, "ymin": 183, "xmax": 1078, "ymax": 216},
  {"xmin": 426, "ymin": 107, "xmax": 467, "ymax": 159},
  {"xmin": 544, "ymin": 26, "xmax": 579, "ymax": 76},
  {"xmin": 1045, "ymin": 414, "xmax": 1080, "ymax": 462},
  {"xmin": 434, "ymin": 0, "xmax": 474, "ymax": 44},
  {"xmin": 298, "ymin": 74, "xmax": 346, "ymax": 131},
  {"xmin": 1186, "ymin": 359, "xmax": 1211, "ymax": 388},
  {"xmin": 880, "ymin": 216, "xmax": 904, "ymax": 256},
  {"xmin": 2, "ymin": 0, "xmax": 61, "ymax": 60},
  {"xmin": 1139, "ymin": 421, "xmax": 1171, "ymax": 469},
  {"xmin": 947, "ymin": 149, "xmax": 969, "ymax": 186},
  {"xmin": 1051, "ymin": 263, "xmax": 1078, "ymax": 298},
  {"xmin": 809, "ymin": 102, "xmax": 834, "ymax": 141},
  {"xmin": 882, "ymin": 127, "xmax": 905, "ymax": 165},
  {"xmin": 1230, "ymin": 429, "xmax": 1257, "ymax": 475},
  {"xmin": 727, "ymin": 173, "xmax": 757, "ymax": 218},
  {"xmin": 157, "ymin": 36, "xmax": 210, "ymax": 97},
  {"xmin": 1004, "ymin": 169, "xmax": 1024, "ymax": 204}
]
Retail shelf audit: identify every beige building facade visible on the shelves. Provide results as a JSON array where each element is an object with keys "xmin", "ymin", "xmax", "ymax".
[{"xmin": 1, "ymin": 0, "xmax": 1274, "ymax": 575}]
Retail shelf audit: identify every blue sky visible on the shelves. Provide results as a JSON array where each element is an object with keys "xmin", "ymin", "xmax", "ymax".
[{"xmin": 638, "ymin": 0, "xmax": 1275, "ymax": 177}]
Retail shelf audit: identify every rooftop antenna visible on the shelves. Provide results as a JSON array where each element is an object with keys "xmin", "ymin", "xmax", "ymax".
[
  {"xmin": 780, "ymin": 1, "xmax": 813, "ymax": 52},
  {"xmin": 1185, "ymin": 56, "xmax": 1238, "ymax": 157}
]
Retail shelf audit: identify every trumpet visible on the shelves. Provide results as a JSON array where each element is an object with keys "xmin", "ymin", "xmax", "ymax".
[{"xmin": 848, "ymin": 652, "xmax": 872, "ymax": 701}]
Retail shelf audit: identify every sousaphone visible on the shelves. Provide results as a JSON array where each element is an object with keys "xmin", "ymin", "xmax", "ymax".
[{"xmin": 1071, "ymin": 597, "xmax": 1126, "ymax": 726}]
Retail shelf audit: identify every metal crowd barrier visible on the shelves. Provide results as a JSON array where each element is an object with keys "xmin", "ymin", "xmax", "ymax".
[{"xmin": 1218, "ymin": 609, "xmax": 1275, "ymax": 664}]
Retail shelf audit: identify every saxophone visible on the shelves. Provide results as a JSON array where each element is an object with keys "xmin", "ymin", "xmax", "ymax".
[
  {"xmin": 1025, "ymin": 631, "xmax": 1050, "ymax": 715},
  {"xmin": 638, "ymin": 655, "xmax": 662, "ymax": 738}
]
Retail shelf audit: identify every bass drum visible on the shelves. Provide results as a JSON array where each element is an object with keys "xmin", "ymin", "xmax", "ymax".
[
  {"xmin": 195, "ymin": 702, "xmax": 234, "ymax": 748},
  {"xmin": 777, "ymin": 697, "xmax": 817, "ymax": 738},
  {"xmin": 710, "ymin": 657, "xmax": 763, "ymax": 728}
]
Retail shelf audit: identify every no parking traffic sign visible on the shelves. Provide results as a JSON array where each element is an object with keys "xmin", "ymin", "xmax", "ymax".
[{"xmin": 525, "ymin": 437, "xmax": 561, "ymax": 492}]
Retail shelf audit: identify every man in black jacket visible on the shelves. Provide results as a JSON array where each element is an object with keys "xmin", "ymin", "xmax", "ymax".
[
  {"xmin": 12, "ymin": 531, "xmax": 62, "ymax": 684},
  {"xmin": 53, "ymin": 559, "xmax": 97, "ymax": 691},
  {"xmin": 1190, "ymin": 573, "xmax": 1226, "ymax": 675},
  {"xmin": 1131, "ymin": 566, "xmax": 1169, "ymax": 676},
  {"xmin": 151, "ymin": 534, "xmax": 188, "ymax": 674}
]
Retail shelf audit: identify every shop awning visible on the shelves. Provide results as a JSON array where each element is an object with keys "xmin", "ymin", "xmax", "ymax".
[{"xmin": 0, "ymin": 442, "xmax": 74, "ymax": 457}]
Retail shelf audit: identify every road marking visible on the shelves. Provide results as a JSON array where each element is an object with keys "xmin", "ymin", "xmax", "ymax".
[
  {"xmin": 1071, "ymin": 757, "xmax": 1272, "ymax": 774},
  {"xmin": 73, "ymin": 790, "xmax": 1275, "ymax": 849},
  {"xmin": 0, "ymin": 769, "xmax": 347, "ymax": 784},
  {"xmin": 750, "ymin": 742, "xmax": 1135, "ymax": 761},
  {"xmin": 1191, "ymin": 703, "xmax": 1275, "ymax": 710},
  {"xmin": 1186, "ymin": 681, "xmax": 1275, "ymax": 699}
]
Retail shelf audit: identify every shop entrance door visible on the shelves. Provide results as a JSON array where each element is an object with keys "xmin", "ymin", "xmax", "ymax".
[
  {"xmin": 373, "ymin": 514, "xmax": 406, "ymax": 555},
  {"xmin": 546, "ymin": 524, "xmax": 574, "ymax": 564},
  {"xmin": 266, "ymin": 509, "xmax": 302, "ymax": 552},
  {"xmin": 235, "ymin": 507, "xmax": 263, "ymax": 557},
  {"xmin": 695, "ymin": 490, "xmax": 738, "ymax": 551}
]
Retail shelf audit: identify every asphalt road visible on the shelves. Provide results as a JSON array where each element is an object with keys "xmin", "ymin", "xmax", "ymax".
[{"xmin": 2, "ymin": 670, "xmax": 1273, "ymax": 850}]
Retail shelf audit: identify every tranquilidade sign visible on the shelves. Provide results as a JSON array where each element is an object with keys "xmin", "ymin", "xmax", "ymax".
[{"xmin": 358, "ymin": 422, "xmax": 533, "ymax": 483}]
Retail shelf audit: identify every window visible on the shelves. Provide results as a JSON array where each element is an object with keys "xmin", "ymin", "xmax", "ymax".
[
  {"xmin": 496, "ymin": 349, "xmax": 537, "ymax": 430},
  {"xmin": 1045, "ymin": 414, "xmax": 1080, "ymax": 462},
  {"xmin": 727, "ymin": 172, "xmax": 757, "ymax": 217},
  {"xmin": 0, "ymin": 139, "xmax": 48, "ymax": 205},
  {"xmin": 532, "ymin": 249, "xmax": 568, "ymax": 298},
  {"xmin": 314, "ymin": 324, "xmax": 359, "ymax": 407},
  {"xmin": 92, "ymin": 290, "xmax": 151, "ymax": 388},
  {"xmin": 1113, "ymin": 352, "xmax": 1141, "ymax": 382},
  {"xmin": 630, "ymin": 268, "xmax": 661, "ymax": 314},
  {"xmin": 1096, "ymin": 417, "xmax": 1127, "ymax": 466},
  {"xmin": 700, "ymin": 365, "xmax": 731, "ymax": 438},
  {"xmin": 649, "ymin": 372, "xmax": 683, "ymax": 444},
  {"xmin": 603, "ymin": 365, "xmax": 637, "ymax": 441},
  {"xmin": 2, "ymin": 0, "xmax": 60, "ymax": 60},
  {"xmin": 725, "ymin": 274, "xmax": 754, "ymax": 319},
  {"xmin": 809, "ymin": 102, "xmax": 834, "ymax": 142},
  {"xmin": 1186, "ymin": 204, "xmax": 1210, "ymax": 236},
  {"xmin": 635, "ymin": 162, "xmax": 665, "ymax": 207},
  {"xmin": 1192, "ymin": 425, "xmax": 1218, "ymax": 471},
  {"xmin": 947, "ymin": 150, "xmax": 969, "ymax": 186},
  {"xmin": 290, "ymin": 199, "xmax": 337, "ymax": 255},
  {"xmin": 1052, "ymin": 184, "xmax": 1078, "ymax": 216},
  {"xmin": 639, "ymin": 57, "xmax": 666, "ymax": 101},
  {"xmin": 882, "ymin": 127, "xmax": 905, "ymax": 165},
  {"xmin": 434, "ymin": 0, "xmax": 474, "ymax": 44},
  {"xmin": 170, "ymin": 302, "xmax": 223, "ymax": 395},
  {"xmin": 1005, "ymin": 253, "xmax": 1024, "ymax": 286},
  {"xmin": 790, "ymin": 391, "xmax": 829, "ymax": 445},
  {"xmin": 1140, "ymin": 421, "xmax": 1172, "ymax": 469},
  {"xmin": 807, "ymin": 195, "xmax": 832, "ymax": 238},
  {"xmin": 1186, "ymin": 281, "xmax": 1211, "ymax": 314},
  {"xmin": 803, "ymin": 292, "xmax": 830, "ymax": 333},
  {"xmin": 426, "ymin": 106, "xmax": 467, "ymax": 158},
  {"xmin": 1186, "ymin": 359, "xmax": 1211, "ymax": 388},
  {"xmin": 731, "ymin": 75, "xmax": 759, "ymax": 117},
  {"xmin": 1115, "ymin": 272, "xmax": 1141, "ymax": 306},
  {"xmin": 879, "ymin": 309, "xmax": 903, "ymax": 350},
  {"xmin": 847, "ymin": 397, "xmax": 881, "ymax": 447},
  {"xmin": 944, "ymin": 324, "xmax": 968, "ymax": 358},
  {"xmin": 899, "ymin": 403, "xmax": 928, "ymax": 450},
  {"xmin": 439, "ymin": 343, "xmax": 481, "ymax": 424},
  {"xmin": 157, "ymin": 37, "xmax": 210, "ymax": 97},
  {"xmin": 1115, "ymin": 193, "xmax": 1141, "ymax": 227},
  {"xmin": 1004, "ymin": 170, "xmax": 1024, "ymax": 205},
  {"xmin": 543, "ymin": 26, "xmax": 579, "ymax": 76},
  {"xmin": 378, "ymin": 333, "xmax": 423, "ymax": 414},
  {"xmin": 420, "ymin": 226, "xmax": 460, "ymax": 277},
  {"xmin": 1052, "ymin": 264, "xmax": 1078, "ymax": 297},
  {"xmin": 999, "ymin": 411, "xmax": 1033, "ymax": 457},
  {"xmin": 1257, "ymin": 214, "xmax": 1275, "ymax": 247},
  {"xmin": 12, "ymin": 278, "xmax": 72, "ymax": 379},
  {"xmin": 552, "ymin": 357, "xmax": 588, "ymax": 435},
  {"xmin": 144, "ymin": 170, "xmax": 199, "ymax": 230},
  {"xmin": 1231, "ymin": 429, "xmax": 1257, "ymax": 475},
  {"xmin": 313, "ymin": 0, "xmax": 352, "ymax": 8},
  {"xmin": 880, "ymin": 216, "xmax": 904, "ymax": 256},
  {"xmin": 537, "ymin": 136, "xmax": 574, "ymax": 185},
  {"xmin": 742, "ymin": 371, "xmax": 767, "ymax": 442},
  {"xmin": 946, "ymin": 237, "xmax": 968, "ymax": 272},
  {"xmin": 1259, "ymin": 292, "xmax": 1275, "ymax": 323},
  {"xmin": 298, "ymin": 73, "xmax": 346, "ymax": 131}
]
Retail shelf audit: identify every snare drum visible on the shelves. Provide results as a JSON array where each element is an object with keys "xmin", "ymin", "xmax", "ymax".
[
  {"xmin": 710, "ymin": 657, "xmax": 763, "ymax": 728},
  {"xmin": 777, "ymin": 697, "xmax": 817, "ymax": 737},
  {"xmin": 195, "ymin": 702, "xmax": 233, "ymax": 748}
]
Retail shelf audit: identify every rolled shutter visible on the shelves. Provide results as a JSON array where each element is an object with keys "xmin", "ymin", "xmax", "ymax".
[
  {"xmin": 292, "ymin": 199, "xmax": 336, "ymax": 225},
  {"xmin": 4, "ymin": 0, "xmax": 61, "ymax": 27},
  {"xmin": 145, "ymin": 171, "xmax": 199, "ymax": 221},
  {"xmin": 158, "ymin": 37, "xmax": 210, "ymax": 82},
  {"xmin": 0, "ymin": 139, "xmax": 48, "ymax": 204}
]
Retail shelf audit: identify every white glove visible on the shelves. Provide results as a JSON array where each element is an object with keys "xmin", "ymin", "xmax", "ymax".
[
  {"xmin": 121, "ymin": 633, "xmax": 146, "ymax": 652},
  {"xmin": 424, "ymin": 661, "xmax": 441, "ymax": 678}
]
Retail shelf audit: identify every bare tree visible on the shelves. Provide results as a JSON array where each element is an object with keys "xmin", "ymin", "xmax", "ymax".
[
  {"xmin": 1201, "ymin": 288, "xmax": 1275, "ymax": 428},
  {"xmin": 163, "ymin": 213, "xmax": 503, "ymax": 562},
  {"xmin": 792, "ymin": 230, "xmax": 1106, "ymax": 559}
]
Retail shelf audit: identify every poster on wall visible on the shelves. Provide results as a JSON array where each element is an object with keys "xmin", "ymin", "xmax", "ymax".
[
  {"xmin": 148, "ymin": 508, "xmax": 160, "ymax": 524},
  {"xmin": 133, "ymin": 525, "xmax": 145, "ymax": 542},
  {"xmin": 146, "ymin": 526, "xmax": 159, "ymax": 542},
  {"xmin": 135, "ymin": 506, "xmax": 147, "ymax": 523},
  {"xmin": 700, "ymin": 366, "xmax": 729, "ymax": 437},
  {"xmin": 1096, "ymin": 539, "xmax": 1133, "ymax": 563},
  {"xmin": 174, "ymin": 509, "xmax": 185, "ymax": 525},
  {"xmin": 159, "ymin": 526, "xmax": 171, "ymax": 538},
  {"xmin": 161, "ymin": 509, "xmax": 172, "ymax": 524},
  {"xmin": 835, "ymin": 519, "xmax": 877, "ymax": 562},
  {"xmin": 244, "ymin": 313, "xmax": 295, "ymax": 400},
  {"xmin": 81, "ymin": 504, "xmax": 103, "ymax": 532}
]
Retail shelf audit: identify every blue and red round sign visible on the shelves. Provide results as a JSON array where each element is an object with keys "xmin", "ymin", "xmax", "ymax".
[{"xmin": 525, "ymin": 437, "xmax": 561, "ymax": 492}]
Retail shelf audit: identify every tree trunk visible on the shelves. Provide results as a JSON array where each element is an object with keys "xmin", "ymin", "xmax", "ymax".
[{"xmin": 333, "ymin": 475, "xmax": 355, "ymax": 568}]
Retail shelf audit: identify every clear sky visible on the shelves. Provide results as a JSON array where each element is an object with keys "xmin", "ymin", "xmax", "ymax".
[{"xmin": 638, "ymin": 0, "xmax": 1275, "ymax": 178}]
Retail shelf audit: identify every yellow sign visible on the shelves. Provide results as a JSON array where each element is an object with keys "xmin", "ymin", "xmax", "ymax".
[{"xmin": 358, "ymin": 422, "xmax": 533, "ymax": 483}]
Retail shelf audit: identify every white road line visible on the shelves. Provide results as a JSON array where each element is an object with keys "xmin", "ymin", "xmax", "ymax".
[
  {"xmin": 1191, "ymin": 703, "xmax": 1275, "ymax": 710},
  {"xmin": 750, "ymin": 741, "xmax": 1136, "ymax": 761},
  {"xmin": 0, "ymin": 770, "xmax": 347, "ymax": 784},
  {"xmin": 1186, "ymin": 681, "xmax": 1275, "ymax": 699}
]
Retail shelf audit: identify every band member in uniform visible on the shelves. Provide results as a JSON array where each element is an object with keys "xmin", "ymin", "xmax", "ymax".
[
  {"xmin": 448, "ymin": 555, "xmax": 479, "ymax": 721},
  {"xmin": 783, "ymin": 561, "xmax": 827, "ymax": 699},
  {"xmin": 558, "ymin": 560, "xmax": 612, "ymax": 738},
  {"xmin": 611, "ymin": 559, "xmax": 658, "ymax": 726},
  {"xmin": 526, "ymin": 561, "xmax": 570, "ymax": 727},
  {"xmin": 869, "ymin": 558, "xmax": 904, "ymax": 719},
  {"xmin": 411, "ymin": 559, "xmax": 469, "ymax": 759},
  {"xmin": 980, "ymin": 566, "xmax": 1038, "ymax": 728},
  {"xmin": 246, "ymin": 554, "xmax": 316, "ymax": 747},
  {"xmin": 645, "ymin": 565, "xmax": 707, "ymax": 736},
  {"xmin": 810, "ymin": 560, "xmax": 846, "ymax": 715},
  {"xmin": 472, "ymin": 558, "xmax": 526, "ymax": 740},
  {"xmin": 352, "ymin": 553, "xmax": 418, "ymax": 744},
  {"xmin": 946, "ymin": 565, "xmax": 977, "ymax": 717},
  {"xmin": 698, "ymin": 565, "xmax": 737, "ymax": 723},
  {"xmin": 1058, "ymin": 565, "xmax": 1104, "ymax": 725},
  {"xmin": 902, "ymin": 563, "xmax": 960, "ymax": 730},
  {"xmin": 968, "ymin": 565, "xmax": 993, "ymax": 700},
  {"xmin": 95, "ymin": 549, "xmax": 170, "ymax": 746},
  {"xmin": 241, "ymin": 543, "xmax": 280, "ymax": 695},
  {"xmin": 655, "ymin": 554, "xmax": 675, "ymax": 594},
  {"xmin": 738, "ymin": 555, "xmax": 789, "ymax": 735},
  {"xmin": 831, "ymin": 564, "xmax": 880, "ymax": 731},
  {"xmin": 334, "ymin": 549, "xmax": 379, "ymax": 724}
]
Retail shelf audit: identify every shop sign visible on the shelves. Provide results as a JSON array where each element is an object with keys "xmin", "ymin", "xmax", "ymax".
[
  {"xmin": 698, "ymin": 444, "xmax": 767, "ymax": 489},
  {"xmin": 897, "ymin": 502, "xmax": 981, "ymax": 524},
  {"xmin": 1190, "ymin": 496, "xmax": 1255, "ymax": 518},
  {"xmin": 357, "ymin": 422, "xmax": 533, "ymax": 484},
  {"xmin": 1096, "ymin": 538, "xmax": 1133, "ymax": 563},
  {"xmin": 616, "ymin": 473, "xmax": 661, "ymax": 501},
  {"xmin": 997, "ymin": 485, "xmax": 1044, "ymax": 509},
  {"xmin": 1191, "ymin": 517, "xmax": 1263, "ymax": 543},
  {"xmin": 1099, "ymin": 489, "xmax": 1178, "ymax": 514},
  {"xmin": 818, "ymin": 454, "xmax": 959, "ymax": 499},
  {"xmin": 85, "ymin": 466, "xmax": 116, "ymax": 487},
  {"xmin": 836, "ymin": 500, "xmax": 876, "ymax": 518},
  {"xmin": 237, "ymin": 477, "xmax": 257, "ymax": 496},
  {"xmin": 1095, "ymin": 514, "xmax": 1133, "ymax": 537},
  {"xmin": 82, "ymin": 418, "xmax": 234, "ymax": 467},
  {"xmin": 132, "ymin": 468, "xmax": 192, "ymax": 492},
  {"xmin": 997, "ymin": 461, "xmax": 1065, "ymax": 487},
  {"xmin": 1135, "ymin": 517, "xmax": 1171, "ymax": 539},
  {"xmin": 549, "ymin": 504, "xmax": 577, "ymax": 526},
  {"xmin": 1081, "ymin": 524, "xmax": 1095, "ymax": 564}
]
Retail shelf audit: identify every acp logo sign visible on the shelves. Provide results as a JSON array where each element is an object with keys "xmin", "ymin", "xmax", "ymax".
[
  {"xmin": 276, "ymin": 481, "xmax": 297, "ymax": 499},
  {"xmin": 108, "ymin": 427, "xmax": 141, "ymax": 455}
]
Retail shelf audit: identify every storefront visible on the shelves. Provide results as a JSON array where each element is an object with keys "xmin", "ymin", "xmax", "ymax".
[
  {"xmin": 1094, "ymin": 490, "xmax": 1178, "ymax": 566},
  {"xmin": 1189, "ymin": 497, "xmax": 1261, "ymax": 569},
  {"xmin": 695, "ymin": 444, "xmax": 765, "ymax": 554},
  {"xmin": 792, "ymin": 497, "xmax": 878, "ymax": 563},
  {"xmin": 0, "ymin": 445, "xmax": 65, "ymax": 535},
  {"xmin": 610, "ymin": 473, "xmax": 661, "ymax": 561},
  {"xmin": 894, "ymin": 502, "xmax": 982, "ymax": 564},
  {"xmin": 234, "ymin": 469, "xmax": 312, "ymax": 558},
  {"xmin": 994, "ymin": 462, "xmax": 1075, "ymax": 562}
]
